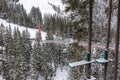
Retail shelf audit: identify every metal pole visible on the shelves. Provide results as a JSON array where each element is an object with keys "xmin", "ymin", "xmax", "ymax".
[
  {"xmin": 114, "ymin": 0, "xmax": 120, "ymax": 79},
  {"xmin": 86, "ymin": 0, "xmax": 93, "ymax": 79},
  {"xmin": 104, "ymin": 0, "xmax": 112, "ymax": 80},
  {"xmin": 37, "ymin": 20, "xmax": 42, "ymax": 42}
]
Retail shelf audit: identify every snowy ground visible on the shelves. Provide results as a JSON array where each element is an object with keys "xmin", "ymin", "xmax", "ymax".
[
  {"xmin": 0, "ymin": 67, "xmax": 69, "ymax": 80},
  {"xmin": 19, "ymin": 0, "xmax": 64, "ymax": 16},
  {"xmin": 0, "ymin": 75, "xmax": 1, "ymax": 79},
  {"xmin": 54, "ymin": 66, "xmax": 69, "ymax": 80},
  {"xmin": 37, "ymin": 66, "xmax": 69, "ymax": 80}
]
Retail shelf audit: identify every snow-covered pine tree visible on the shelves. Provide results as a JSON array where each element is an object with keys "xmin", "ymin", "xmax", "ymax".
[
  {"xmin": 0, "ymin": 24, "xmax": 4, "ymax": 47},
  {"xmin": 20, "ymin": 29, "xmax": 32, "ymax": 79},
  {"xmin": 44, "ymin": 14, "xmax": 54, "ymax": 40},
  {"xmin": 31, "ymin": 31, "xmax": 67, "ymax": 80},
  {"xmin": 0, "ymin": 0, "xmax": 8, "ymax": 19},
  {"xmin": 31, "ymin": 36, "xmax": 43, "ymax": 80},
  {"xmin": 2, "ymin": 26, "xmax": 14, "ymax": 80},
  {"xmin": 12, "ymin": 27, "xmax": 27, "ymax": 80},
  {"xmin": 2, "ymin": 0, "xmax": 8, "ymax": 12},
  {"xmin": 41, "ymin": 43, "xmax": 61, "ymax": 79},
  {"xmin": 29, "ymin": 7, "xmax": 43, "ymax": 28},
  {"xmin": 13, "ymin": 28, "xmax": 22, "ymax": 80},
  {"xmin": 0, "ymin": 24, "xmax": 5, "ymax": 75},
  {"xmin": 44, "ymin": 14, "xmax": 69, "ymax": 40},
  {"xmin": 14, "ymin": 28, "xmax": 31, "ymax": 80},
  {"xmin": 67, "ymin": 43, "xmax": 86, "ymax": 80}
]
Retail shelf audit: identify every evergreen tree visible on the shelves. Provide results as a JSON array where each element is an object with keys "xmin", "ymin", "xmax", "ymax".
[
  {"xmin": 12, "ymin": 28, "xmax": 21, "ymax": 80},
  {"xmin": 62, "ymin": 0, "xmax": 89, "ymax": 25},
  {"xmin": 3, "ymin": 26, "xmax": 14, "ymax": 80},
  {"xmin": 44, "ymin": 14, "xmax": 69, "ymax": 40},
  {"xmin": 21, "ymin": 29, "xmax": 32, "ymax": 78},
  {"xmin": 0, "ymin": 24, "xmax": 5, "ymax": 75},
  {"xmin": 31, "ymin": 39, "xmax": 43, "ymax": 80},
  {"xmin": 2, "ymin": 0, "xmax": 8, "ymax": 12},
  {"xmin": 41, "ymin": 43, "xmax": 58, "ymax": 79},
  {"xmin": 22, "ymin": 11, "xmax": 28, "ymax": 26},
  {"xmin": 0, "ymin": 24, "xmax": 5, "ymax": 46},
  {"xmin": 29, "ymin": 7, "xmax": 43, "ymax": 28},
  {"xmin": 18, "ymin": 15, "xmax": 24, "ymax": 26},
  {"xmin": 31, "ymin": 32, "xmax": 65, "ymax": 80}
]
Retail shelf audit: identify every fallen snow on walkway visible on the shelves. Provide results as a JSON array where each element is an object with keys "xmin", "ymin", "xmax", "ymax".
[{"xmin": 0, "ymin": 75, "xmax": 2, "ymax": 80}]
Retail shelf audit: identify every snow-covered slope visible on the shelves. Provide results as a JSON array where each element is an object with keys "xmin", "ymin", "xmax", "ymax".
[
  {"xmin": 53, "ymin": 66, "xmax": 69, "ymax": 80},
  {"xmin": 19, "ymin": 0, "xmax": 64, "ymax": 16},
  {"xmin": 0, "ymin": 75, "xmax": 2, "ymax": 80},
  {"xmin": 0, "ymin": 18, "xmax": 46, "ymax": 40}
]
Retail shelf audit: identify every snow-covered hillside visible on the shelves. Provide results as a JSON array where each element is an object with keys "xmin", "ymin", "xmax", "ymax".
[
  {"xmin": 19, "ymin": 0, "xmax": 64, "ymax": 16},
  {"xmin": 0, "ymin": 18, "xmax": 46, "ymax": 40}
]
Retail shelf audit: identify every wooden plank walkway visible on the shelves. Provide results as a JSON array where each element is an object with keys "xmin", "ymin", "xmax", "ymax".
[{"xmin": 69, "ymin": 60, "xmax": 95, "ymax": 67}]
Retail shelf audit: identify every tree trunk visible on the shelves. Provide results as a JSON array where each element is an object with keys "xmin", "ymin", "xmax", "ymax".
[
  {"xmin": 104, "ymin": 0, "xmax": 112, "ymax": 80},
  {"xmin": 114, "ymin": 0, "xmax": 120, "ymax": 80},
  {"xmin": 86, "ymin": 0, "xmax": 93, "ymax": 79}
]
